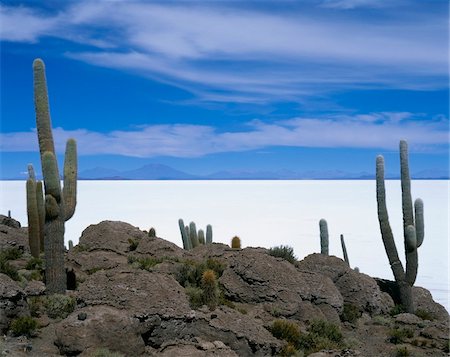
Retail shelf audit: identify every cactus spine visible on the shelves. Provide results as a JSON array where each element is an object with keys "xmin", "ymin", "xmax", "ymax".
[
  {"xmin": 376, "ymin": 140, "xmax": 424, "ymax": 313},
  {"xmin": 33, "ymin": 58, "xmax": 78, "ymax": 294},
  {"xmin": 319, "ymin": 219, "xmax": 329, "ymax": 255},
  {"xmin": 340, "ymin": 234, "xmax": 349, "ymax": 267}
]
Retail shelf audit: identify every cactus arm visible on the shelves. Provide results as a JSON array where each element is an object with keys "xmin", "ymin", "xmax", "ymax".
[
  {"xmin": 28, "ymin": 164, "xmax": 36, "ymax": 181},
  {"xmin": 414, "ymin": 198, "xmax": 424, "ymax": 247},
  {"xmin": 63, "ymin": 139, "xmax": 77, "ymax": 220},
  {"xmin": 206, "ymin": 224, "xmax": 213, "ymax": 244},
  {"xmin": 319, "ymin": 219, "xmax": 329, "ymax": 255},
  {"xmin": 400, "ymin": 140, "xmax": 414, "ymax": 234},
  {"xmin": 33, "ymin": 58, "xmax": 56, "ymax": 157},
  {"xmin": 405, "ymin": 225, "xmax": 418, "ymax": 286},
  {"xmin": 36, "ymin": 181, "xmax": 45, "ymax": 252},
  {"xmin": 26, "ymin": 178, "xmax": 40, "ymax": 258},
  {"xmin": 42, "ymin": 151, "xmax": 61, "ymax": 202},
  {"xmin": 376, "ymin": 155, "xmax": 405, "ymax": 282},
  {"xmin": 340, "ymin": 234, "xmax": 350, "ymax": 266},
  {"xmin": 189, "ymin": 221, "xmax": 199, "ymax": 248}
]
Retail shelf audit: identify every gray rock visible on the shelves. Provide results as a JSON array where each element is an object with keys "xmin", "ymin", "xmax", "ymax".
[
  {"xmin": 220, "ymin": 249, "xmax": 343, "ymax": 317},
  {"xmin": 54, "ymin": 305, "xmax": 145, "ymax": 356},
  {"xmin": 0, "ymin": 224, "xmax": 29, "ymax": 254},
  {"xmin": 412, "ymin": 286, "xmax": 449, "ymax": 322},
  {"xmin": 0, "ymin": 274, "xmax": 28, "ymax": 334},
  {"xmin": 296, "ymin": 253, "xmax": 350, "ymax": 282},
  {"xmin": 0, "ymin": 215, "xmax": 21, "ymax": 229},
  {"xmin": 23, "ymin": 280, "xmax": 45, "ymax": 296},
  {"xmin": 395, "ymin": 313, "xmax": 422, "ymax": 325},
  {"xmin": 78, "ymin": 220, "xmax": 148, "ymax": 254}
]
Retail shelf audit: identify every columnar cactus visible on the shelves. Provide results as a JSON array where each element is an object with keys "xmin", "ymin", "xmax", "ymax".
[
  {"xmin": 148, "ymin": 227, "xmax": 156, "ymax": 238},
  {"xmin": 340, "ymin": 234, "xmax": 349, "ymax": 267},
  {"xmin": 376, "ymin": 140, "xmax": 424, "ymax": 313},
  {"xmin": 68, "ymin": 240, "xmax": 74, "ymax": 250},
  {"xmin": 33, "ymin": 58, "xmax": 78, "ymax": 294},
  {"xmin": 26, "ymin": 164, "xmax": 44, "ymax": 258},
  {"xmin": 319, "ymin": 218, "xmax": 329, "ymax": 255},
  {"xmin": 178, "ymin": 219, "xmax": 213, "ymax": 249}
]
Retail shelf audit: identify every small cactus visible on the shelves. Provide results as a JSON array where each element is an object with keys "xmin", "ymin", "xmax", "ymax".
[
  {"xmin": 148, "ymin": 227, "xmax": 156, "ymax": 238},
  {"xmin": 340, "ymin": 234, "xmax": 349, "ymax": 267},
  {"xmin": 231, "ymin": 236, "xmax": 241, "ymax": 249},
  {"xmin": 68, "ymin": 240, "xmax": 73, "ymax": 250},
  {"xmin": 201, "ymin": 269, "xmax": 219, "ymax": 310},
  {"xmin": 206, "ymin": 225, "xmax": 213, "ymax": 244},
  {"xmin": 319, "ymin": 219, "xmax": 329, "ymax": 255},
  {"xmin": 198, "ymin": 229, "xmax": 205, "ymax": 245}
]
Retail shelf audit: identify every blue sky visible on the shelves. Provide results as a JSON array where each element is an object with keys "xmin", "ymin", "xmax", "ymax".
[{"xmin": 0, "ymin": 0, "xmax": 448, "ymax": 178}]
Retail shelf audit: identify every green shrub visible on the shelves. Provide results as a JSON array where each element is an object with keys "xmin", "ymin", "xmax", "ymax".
[
  {"xmin": 176, "ymin": 258, "xmax": 225, "ymax": 288},
  {"xmin": 395, "ymin": 345, "xmax": 411, "ymax": 357},
  {"xmin": 415, "ymin": 309, "xmax": 434, "ymax": 321},
  {"xmin": 388, "ymin": 327, "xmax": 414, "ymax": 344},
  {"xmin": 128, "ymin": 238, "xmax": 138, "ymax": 251},
  {"xmin": 270, "ymin": 319, "xmax": 302, "ymax": 345},
  {"xmin": 372, "ymin": 315, "xmax": 392, "ymax": 326},
  {"xmin": 280, "ymin": 343, "xmax": 304, "ymax": 357},
  {"xmin": 10, "ymin": 316, "xmax": 37, "ymax": 336},
  {"xmin": 91, "ymin": 348, "xmax": 125, "ymax": 357},
  {"xmin": 340, "ymin": 303, "xmax": 362, "ymax": 323},
  {"xmin": 268, "ymin": 245, "xmax": 297, "ymax": 264},
  {"xmin": 25, "ymin": 257, "xmax": 43, "ymax": 270},
  {"xmin": 297, "ymin": 320, "xmax": 344, "ymax": 354},
  {"xmin": 44, "ymin": 294, "xmax": 76, "ymax": 319},
  {"xmin": 390, "ymin": 304, "xmax": 406, "ymax": 316},
  {"xmin": 0, "ymin": 248, "xmax": 22, "ymax": 281},
  {"xmin": 308, "ymin": 320, "xmax": 343, "ymax": 343},
  {"xmin": 1, "ymin": 247, "xmax": 23, "ymax": 261},
  {"xmin": 185, "ymin": 286, "xmax": 204, "ymax": 309}
]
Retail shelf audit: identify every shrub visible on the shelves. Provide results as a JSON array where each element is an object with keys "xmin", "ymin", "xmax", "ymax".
[
  {"xmin": 388, "ymin": 327, "xmax": 414, "ymax": 344},
  {"xmin": 270, "ymin": 319, "xmax": 302, "ymax": 345},
  {"xmin": 415, "ymin": 309, "xmax": 434, "ymax": 321},
  {"xmin": 185, "ymin": 286, "xmax": 203, "ymax": 309},
  {"xmin": 280, "ymin": 343, "xmax": 304, "ymax": 357},
  {"xmin": 372, "ymin": 315, "xmax": 392, "ymax": 326},
  {"xmin": 26, "ymin": 257, "xmax": 43, "ymax": 270},
  {"xmin": 297, "ymin": 320, "xmax": 344, "ymax": 354},
  {"xmin": 128, "ymin": 238, "xmax": 138, "ymax": 251},
  {"xmin": 395, "ymin": 345, "xmax": 411, "ymax": 357},
  {"xmin": 308, "ymin": 320, "xmax": 343, "ymax": 343},
  {"xmin": 1, "ymin": 247, "xmax": 23, "ymax": 261},
  {"xmin": 176, "ymin": 258, "xmax": 225, "ymax": 288},
  {"xmin": 0, "ymin": 248, "xmax": 22, "ymax": 281},
  {"xmin": 390, "ymin": 304, "xmax": 406, "ymax": 316},
  {"xmin": 44, "ymin": 294, "xmax": 76, "ymax": 319},
  {"xmin": 268, "ymin": 245, "xmax": 297, "ymax": 264},
  {"xmin": 201, "ymin": 269, "xmax": 219, "ymax": 310},
  {"xmin": 91, "ymin": 348, "xmax": 125, "ymax": 357},
  {"xmin": 10, "ymin": 316, "xmax": 37, "ymax": 336},
  {"xmin": 340, "ymin": 303, "xmax": 362, "ymax": 323}
]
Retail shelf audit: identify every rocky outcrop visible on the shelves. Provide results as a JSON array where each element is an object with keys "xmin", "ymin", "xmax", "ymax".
[
  {"xmin": 0, "ymin": 224, "xmax": 29, "ymax": 254},
  {"xmin": 77, "ymin": 220, "xmax": 148, "ymax": 254},
  {"xmin": 220, "ymin": 249, "xmax": 343, "ymax": 320},
  {"xmin": 0, "ymin": 273, "xmax": 28, "ymax": 333},
  {"xmin": 0, "ymin": 215, "xmax": 21, "ymax": 229}
]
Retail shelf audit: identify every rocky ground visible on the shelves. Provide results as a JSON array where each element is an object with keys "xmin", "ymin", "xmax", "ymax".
[{"xmin": 0, "ymin": 215, "xmax": 449, "ymax": 356}]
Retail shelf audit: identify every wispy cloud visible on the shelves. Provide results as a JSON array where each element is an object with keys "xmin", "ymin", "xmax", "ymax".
[
  {"xmin": 1, "ymin": 1, "xmax": 447, "ymax": 104},
  {"xmin": 1, "ymin": 113, "xmax": 447, "ymax": 157}
]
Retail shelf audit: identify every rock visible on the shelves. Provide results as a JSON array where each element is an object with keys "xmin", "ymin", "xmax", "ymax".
[
  {"xmin": 412, "ymin": 286, "xmax": 449, "ymax": 322},
  {"xmin": 335, "ymin": 270, "xmax": 394, "ymax": 315},
  {"xmin": 395, "ymin": 313, "xmax": 422, "ymax": 325},
  {"xmin": 0, "ymin": 224, "xmax": 29, "ymax": 254},
  {"xmin": 155, "ymin": 341, "xmax": 239, "ymax": 356},
  {"xmin": 54, "ymin": 305, "xmax": 145, "ymax": 356},
  {"xmin": 296, "ymin": 253, "xmax": 351, "ymax": 282},
  {"xmin": 0, "ymin": 215, "xmax": 21, "ymax": 229},
  {"xmin": 77, "ymin": 268, "xmax": 191, "ymax": 317},
  {"xmin": 0, "ymin": 274, "xmax": 28, "ymax": 334},
  {"xmin": 23, "ymin": 280, "xmax": 45, "ymax": 296},
  {"xmin": 78, "ymin": 220, "xmax": 148, "ymax": 254},
  {"xmin": 134, "ymin": 237, "xmax": 186, "ymax": 259},
  {"xmin": 220, "ymin": 249, "xmax": 343, "ymax": 318}
]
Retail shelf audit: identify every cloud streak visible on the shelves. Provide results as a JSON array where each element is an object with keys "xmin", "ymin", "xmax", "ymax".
[
  {"xmin": 1, "ymin": 113, "xmax": 447, "ymax": 158},
  {"xmin": 1, "ymin": 1, "xmax": 447, "ymax": 104}
]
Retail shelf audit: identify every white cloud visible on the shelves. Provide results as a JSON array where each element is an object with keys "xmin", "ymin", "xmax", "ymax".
[
  {"xmin": 1, "ymin": 113, "xmax": 447, "ymax": 157},
  {"xmin": 1, "ymin": 1, "xmax": 447, "ymax": 103}
]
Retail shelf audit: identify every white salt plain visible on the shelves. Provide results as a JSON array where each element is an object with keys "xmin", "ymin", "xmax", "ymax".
[{"xmin": 1, "ymin": 180, "xmax": 448, "ymax": 312}]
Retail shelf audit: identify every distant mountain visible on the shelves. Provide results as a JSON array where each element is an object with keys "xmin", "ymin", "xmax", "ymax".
[
  {"xmin": 79, "ymin": 164, "xmax": 198, "ymax": 180},
  {"xmin": 59, "ymin": 165, "xmax": 450, "ymax": 181}
]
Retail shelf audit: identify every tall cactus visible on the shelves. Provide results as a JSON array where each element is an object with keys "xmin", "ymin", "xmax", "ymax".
[
  {"xmin": 376, "ymin": 140, "xmax": 424, "ymax": 313},
  {"xmin": 340, "ymin": 234, "xmax": 349, "ymax": 267},
  {"xmin": 33, "ymin": 58, "xmax": 78, "ymax": 294},
  {"xmin": 319, "ymin": 218, "xmax": 329, "ymax": 255},
  {"xmin": 206, "ymin": 224, "xmax": 213, "ymax": 244},
  {"xmin": 26, "ymin": 164, "xmax": 42, "ymax": 258},
  {"xmin": 178, "ymin": 219, "xmax": 213, "ymax": 249}
]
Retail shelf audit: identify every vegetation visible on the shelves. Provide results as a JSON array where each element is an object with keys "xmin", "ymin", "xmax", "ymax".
[
  {"xmin": 10, "ymin": 316, "xmax": 38, "ymax": 337},
  {"xmin": 270, "ymin": 319, "xmax": 302, "ymax": 345},
  {"xmin": 91, "ymin": 348, "xmax": 125, "ymax": 357},
  {"xmin": 395, "ymin": 345, "xmax": 411, "ymax": 357},
  {"xmin": 0, "ymin": 247, "xmax": 22, "ymax": 281},
  {"xmin": 340, "ymin": 303, "xmax": 362, "ymax": 323},
  {"xmin": 28, "ymin": 294, "xmax": 76, "ymax": 319},
  {"xmin": 387, "ymin": 327, "xmax": 414, "ymax": 344},
  {"xmin": 268, "ymin": 245, "xmax": 297, "ymax": 264}
]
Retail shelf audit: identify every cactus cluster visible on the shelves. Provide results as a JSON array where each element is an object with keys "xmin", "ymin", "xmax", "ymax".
[
  {"xmin": 376, "ymin": 140, "xmax": 424, "ymax": 313},
  {"xmin": 178, "ymin": 219, "xmax": 213, "ymax": 250},
  {"xmin": 28, "ymin": 58, "xmax": 78, "ymax": 294}
]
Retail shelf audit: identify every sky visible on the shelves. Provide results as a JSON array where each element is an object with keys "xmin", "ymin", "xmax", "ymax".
[{"xmin": 0, "ymin": 0, "xmax": 449, "ymax": 179}]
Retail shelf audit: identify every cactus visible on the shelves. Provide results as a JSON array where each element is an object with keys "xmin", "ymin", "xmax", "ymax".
[
  {"xmin": 231, "ymin": 236, "xmax": 241, "ymax": 249},
  {"xmin": 178, "ymin": 219, "xmax": 213, "ymax": 249},
  {"xmin": 319, "ymin": 219, "xmax": 329, "ymax": 255},
  {"xmin": 68, "ymin": 240, "xmax": 73, "ymax": 250},
  {"xmin": 201, "ymin": 269, "xmax": 219, "ymax": 310},
  {"xmin": 33, "ymin": 58, "xmax": 78, "ymax": 294},
  {"xmin": 340, "ymin": 234, "xmax": 349, "ymax": 267},
  {"xmin": 376, "ymin": 140, "xmax": 424, "ymax": 313},
  {"xmin": 26, "ymin": 164, "xmax": 45, "ymax": 258},
  {"xmin": 148, "ymin": 227, "xmax": 156, "ymax": 238}
]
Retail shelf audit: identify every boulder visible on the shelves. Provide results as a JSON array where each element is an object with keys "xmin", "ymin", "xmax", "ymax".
[
  {"xmin": 296, "ymin": 253, "xmax": 350, "ymax": 282},
  {"xmin": 134, "ymin": 236, "xmax": 186, "ymax": 259},
  {"xmin": 78, "ymin": 220, "xmax": 147, "ymax": 254},
  {"xmin": 0, "ymin": 224, "xmax": 29, "ymax": 254},
  {"xmin": 54, "ymin": 305, "xmax": 145, "ymax": 356},
  {"xmin": 220, "ymin": 249, "xmax": 343, "ymax": 318},
  {"xmin": 0, "ymin": 215, "xmax": 21, "ymax": 229},
  {"xmin": 0, "ymin": 273, "xmax": 28, "ymax": 333},
  {"xmin": 412, "ymin": 286, "xmax": 449, "ymax": 322},
  {"xmin": 77, "ymin": 268, "xmax": 191, "ymax": 317}
]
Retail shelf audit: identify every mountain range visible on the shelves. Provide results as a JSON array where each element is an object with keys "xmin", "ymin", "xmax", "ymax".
[{"xmin": 76, "ymin": 164, "xmax": 448, "ymax": 180}]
